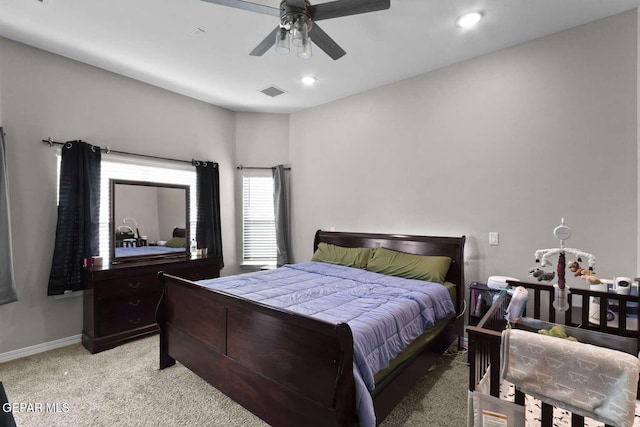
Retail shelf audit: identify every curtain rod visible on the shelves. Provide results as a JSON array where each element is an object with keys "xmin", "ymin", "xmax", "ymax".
[
  {"xmin": 41, "ymin": 137, "xmax": 213, "ymax": 166},
  {"xmin": 236, "ymin": 165, "xmax": 291, "ymax": 170}
]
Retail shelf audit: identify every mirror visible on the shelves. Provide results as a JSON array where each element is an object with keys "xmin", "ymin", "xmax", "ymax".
[{"xmin": 111, "ymin": 179, "xmax": 190, "ymax": 263}]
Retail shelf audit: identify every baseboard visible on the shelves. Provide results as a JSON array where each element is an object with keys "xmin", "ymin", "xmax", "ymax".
[{"xmin": 0, "ymin": 334, "xmax": 82, "ymax": 364}]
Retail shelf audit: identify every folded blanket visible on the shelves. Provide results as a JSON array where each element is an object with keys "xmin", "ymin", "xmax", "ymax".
[{"xmin": 501, "ymin": 328, "xmax": 640, "ymax": 427}]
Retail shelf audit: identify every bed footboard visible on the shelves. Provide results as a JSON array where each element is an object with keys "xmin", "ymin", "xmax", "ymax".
[{"xmin": 157, "ymin": 272, "xmax": 356, "ymax": 427}]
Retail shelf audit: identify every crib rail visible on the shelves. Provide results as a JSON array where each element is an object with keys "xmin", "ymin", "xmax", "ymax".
[{"xmin": 467, "ymin": 280, "xmax": 640, "ymax": 427}]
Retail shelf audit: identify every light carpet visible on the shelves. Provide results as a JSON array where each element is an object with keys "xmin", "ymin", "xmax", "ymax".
[{"xmin": 0, "ymin": 336, "xmax": 469, "ymax": 426}]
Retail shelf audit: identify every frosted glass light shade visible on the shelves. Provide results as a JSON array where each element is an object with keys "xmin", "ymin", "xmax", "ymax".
[
  {"xmin": 297, "ymin": 37, "xmax": 312, "ymax": 59},
  {"xmin": 292, "ymin": 19, "xmax": 308, "ymax": 47},
  {"xmin": 275, "ymin": 28, "xmax": 290, "ymax": 55}
]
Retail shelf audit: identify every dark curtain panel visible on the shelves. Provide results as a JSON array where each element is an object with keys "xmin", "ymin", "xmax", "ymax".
[
  {"xmin": 273, "ymin": 165, "xmax": 291, "ymax": 267},
  {"xmin": 0, "ymin": 128, "xmax": 18, "ymax": 305},
  {"xmin": 47, "ymin": 141, "xmax": 101, "ymax": 295},
  {"xmin": 195, "ymin": 161, "xmax": 223, "ymax": 265}
]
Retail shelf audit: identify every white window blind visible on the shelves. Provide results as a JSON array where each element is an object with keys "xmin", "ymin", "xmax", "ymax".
[
  {"xmin": 242, "ymin": 170, "xmax": 276, "ymax": 264},
  {"xmin": 57, "ymin": 152, "xmax": 197, "ymax": 263}
]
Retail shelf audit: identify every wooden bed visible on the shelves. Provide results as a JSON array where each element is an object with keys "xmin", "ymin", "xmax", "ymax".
[
  {"xmin": 467, "ymin": 280, "xmax": 640, "ymax": 427},
  {"xmin": 156, "ymin": 230, "xmax": 466, "ymax": 426}
]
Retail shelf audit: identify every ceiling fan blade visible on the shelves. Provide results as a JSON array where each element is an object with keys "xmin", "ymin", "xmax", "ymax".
[
  {"xmin": 200, "ymin": 0, "xmax": 280, "ymax": 17},
  {"xmin": 310, "ymin": 0, "xmax": 390, "ymax": 21},
  {"xmin": 309, "ymin": 24, "xmax": 346, "ymax": 60},
  {"xmin": 249, "ymin": 27, "xmax": 280, "ymax": 56}
]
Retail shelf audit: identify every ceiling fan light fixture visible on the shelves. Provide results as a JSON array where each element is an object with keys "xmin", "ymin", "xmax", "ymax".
[
  {"xmin": 291, "ymin": 17, "xmax": 309, "ymax": 47},
  {"xmin": 275, "ymin": 27, "xmax": 290, "ymax": 55},
  {"xmin": 205, "ymin": 0, "xmax": 391, "ymax": 60},
  {"xmin": 456, "ymin": 11, "xmax": 483, "ymax": 28},
  {"xmin": 297, "ymin": 35, "xmax": 312, "ymax": 59}
]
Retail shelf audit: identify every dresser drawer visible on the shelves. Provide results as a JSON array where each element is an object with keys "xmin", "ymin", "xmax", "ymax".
[
  {"xmin": 163, "ymin": 265, "xmax": 220, "ymax": 281},
  {"xmin": 99, "ymin": 297, "xmax": 159, "ymax": 336},
  {"xmin": 98, "ymin": 292, "xmax": 161, "ymax": 317},
  {"xmin": 94, "ymin": 275, "xmax": 160, "ymax": 299},
  {"xmin": 82, "ymin": 255, "xmax": 222, "ymax": 353}
]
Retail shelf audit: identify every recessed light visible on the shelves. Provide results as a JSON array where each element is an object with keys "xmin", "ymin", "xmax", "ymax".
[
  {"xmin": 301, "ymin": 76, "xmax": 316, "ymax": 86},
  {"xmin": 456, "ymin": 11, "xmax": 483, "ymax": 29}
]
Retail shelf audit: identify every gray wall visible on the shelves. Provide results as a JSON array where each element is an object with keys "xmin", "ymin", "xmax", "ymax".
[
  {"xmin": 290, "ymin": 12, "xmax": 637, "ymax": 288},
  {"xmin": 637, "ymin": 9, "xmax": 640, "ymax": 275},
  {"xmin": 0, "ymin": 10, "xmax": 638, "ymax": 355},
  {"xmin": 114, "ymin": 185, "xmax": 161, "ymax": 242},
  {"xmin": 234, "ymin": 113, "xmax": 290, "ymax": 267},
  {"xmin": 157, "ymin": 187, "xmax": 188, "ymax": 241},
  {"xmin": 0, "ymin": 37, "xmax": 237, "ymax": 354}
]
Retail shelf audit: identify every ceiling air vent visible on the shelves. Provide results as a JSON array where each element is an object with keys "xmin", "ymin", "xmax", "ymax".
[{"xmin": 260, "ymin": 86, "xmax": 286, "ymax": 98}]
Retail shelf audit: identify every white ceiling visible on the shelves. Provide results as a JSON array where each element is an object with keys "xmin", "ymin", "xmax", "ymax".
[{"xmin": 0, "ymin": 0, "xmax": 638, "ymax": 113}]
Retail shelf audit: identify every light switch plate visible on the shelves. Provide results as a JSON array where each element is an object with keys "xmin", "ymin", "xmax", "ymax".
[{"xmin": 489, "ymin": 232, "xmax": 499, "ymax": 246}]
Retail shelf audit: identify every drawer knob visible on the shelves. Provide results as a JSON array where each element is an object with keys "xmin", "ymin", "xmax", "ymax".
[
  {"xmin": 129, "ymin": 317, "xmax": 141, "ymax": 325},
  {"xmin": 128, "ymin": 282, "xmax": 141, "ymax": 289},
  {"xmin": 129, "ymin": 299, "xmax": 141, "ymax": 307}
]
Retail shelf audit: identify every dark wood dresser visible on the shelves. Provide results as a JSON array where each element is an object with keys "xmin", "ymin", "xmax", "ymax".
[{"xmin": 82, "ymin": 254, "xmax": 222, "ymax": 353}]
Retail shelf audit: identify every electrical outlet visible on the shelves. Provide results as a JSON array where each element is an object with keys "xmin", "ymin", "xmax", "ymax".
[{"xmin": 489, "ymin": 232, "xmax": 499, "ymax": 246}]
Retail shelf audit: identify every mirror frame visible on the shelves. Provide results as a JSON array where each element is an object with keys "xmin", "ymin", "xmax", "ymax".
[{"xmin": 110, "ymin": 179, "xmax": 190, "ymax": 263}]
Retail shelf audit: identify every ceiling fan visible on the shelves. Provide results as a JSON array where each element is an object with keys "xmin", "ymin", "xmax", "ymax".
[{"xmin": 200, "ymin": 0, "xmax": 391, "ymax": 60}]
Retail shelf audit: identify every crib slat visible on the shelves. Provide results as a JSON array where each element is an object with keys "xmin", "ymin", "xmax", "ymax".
[
  {"xmin": 619, "ymin": 302, "xmax": 627, "ymax": 334},
  {"xmin": 571, "ymin": 412, "xmax": 584, "ymax": 426},
  {"xmin": 549, "ymin": 289, "xmax": 556, "ymax": 323},
  {"xmin": 541, "ymin": 402, "xmax": 553, "ymax": 426},
  {"xmin": 534, "ymin": 288, "xmax": 541, "ymax": 319},
  {"xmin": 514, "ymin": 389, "xmax": 525, "ymax": 406},
  {"xmin": 599, "ymin": 296, "xmax": 608, "ymax": 332},
  {"xmin": 581, "ymin": 294, "xmax": 590, "ymax": 328}
]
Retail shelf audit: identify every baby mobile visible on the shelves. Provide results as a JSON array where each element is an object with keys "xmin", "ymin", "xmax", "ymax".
[{"xmin": 529, "ymin": 218, "xmax": 600, "ymax": 311}]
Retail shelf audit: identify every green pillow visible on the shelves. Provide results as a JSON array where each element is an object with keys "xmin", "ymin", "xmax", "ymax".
[
  {"xmin": 366, "ymin": 247, "xmax": 451, "ymax": 284},
  {"xmin": 164, "ymin": 237, "xmax": 186, "ymax": 248},
  {"xmin": 311, "ymin": 243, "xmax": 374, "ymax": 269}
]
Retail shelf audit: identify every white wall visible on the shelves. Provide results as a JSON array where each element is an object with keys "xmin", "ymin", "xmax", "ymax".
[
  {"xmin": 637, "ymin": 7, "xmax": 640, "ymax": 275},
  {"xmin": 290, "ymin": 12, "xmax": 637, "ymax": 287},
  {"xmin": 157, "ymin": 187, "xmax": 188, "ymax": 241},
  {"xmin": 0, "ymin": 10, "xmax": 637, "ymax": 356},
  {"xmin": 235, "ymin": 113, "xmax": 289, "ymax": 167},
  {"xmin": 114, "ymin": 185, "xmax": 161, "ymax": 242},
  {"xmin": 0, "ymin": 37, "xmax": 237, "ymax": 354},
  {"xmin": 234, "ymin": 113, "xmax": 290, "ymax": 266}
]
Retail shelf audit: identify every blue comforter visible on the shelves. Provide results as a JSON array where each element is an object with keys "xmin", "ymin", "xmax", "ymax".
[
  {"xmin": 197, "ymin": 261, "xmax": 455, "ymax": 426},
  {"xmin": 115, "ymin": 246, "xmax": 184, "ymax": 257}
]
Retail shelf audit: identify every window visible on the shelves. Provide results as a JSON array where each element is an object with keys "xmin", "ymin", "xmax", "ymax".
[
  {"xmin": 242, "ymin": 170, "xmax": 276, "ymax": 265},
  {"xmin": 57, "ymin": 151, "xmax": 197, "ymax": 263}
]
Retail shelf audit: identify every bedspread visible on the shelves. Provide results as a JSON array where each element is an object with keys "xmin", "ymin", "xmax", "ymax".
[
  {"xmin": 197, "ymin": 261, "xmax": 455, "ymax": 426},
  {"xmin": 114, "ymin": 246, "xmax": 184, "ymax": 257}
]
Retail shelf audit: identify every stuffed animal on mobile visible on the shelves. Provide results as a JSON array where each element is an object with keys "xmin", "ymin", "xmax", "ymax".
[
  {"xmin": 528, "ymin": 267, "xmax": 555, "ymax": 282},
  {"xmin": 568, "ymin": 261, "xmax": 601, "ymax": 284}
]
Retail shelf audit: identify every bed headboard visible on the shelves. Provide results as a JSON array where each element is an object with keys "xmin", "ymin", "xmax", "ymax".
[
  {"xmin": 314, "ymin": 230, "xmax": 466, "ymax": 312},
  {"xmin": 173, "ymin": 227, "xmax": 186, "ymax": 238}
]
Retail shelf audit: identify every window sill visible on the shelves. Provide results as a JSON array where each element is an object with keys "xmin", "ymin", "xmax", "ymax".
[
  {"xmin": 53, "ymin": 290, "xmax": 84, "ymax": 300},
  {"xmin": 241, "ymin": 262, "xmax": 276, "ymax": 271}
]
